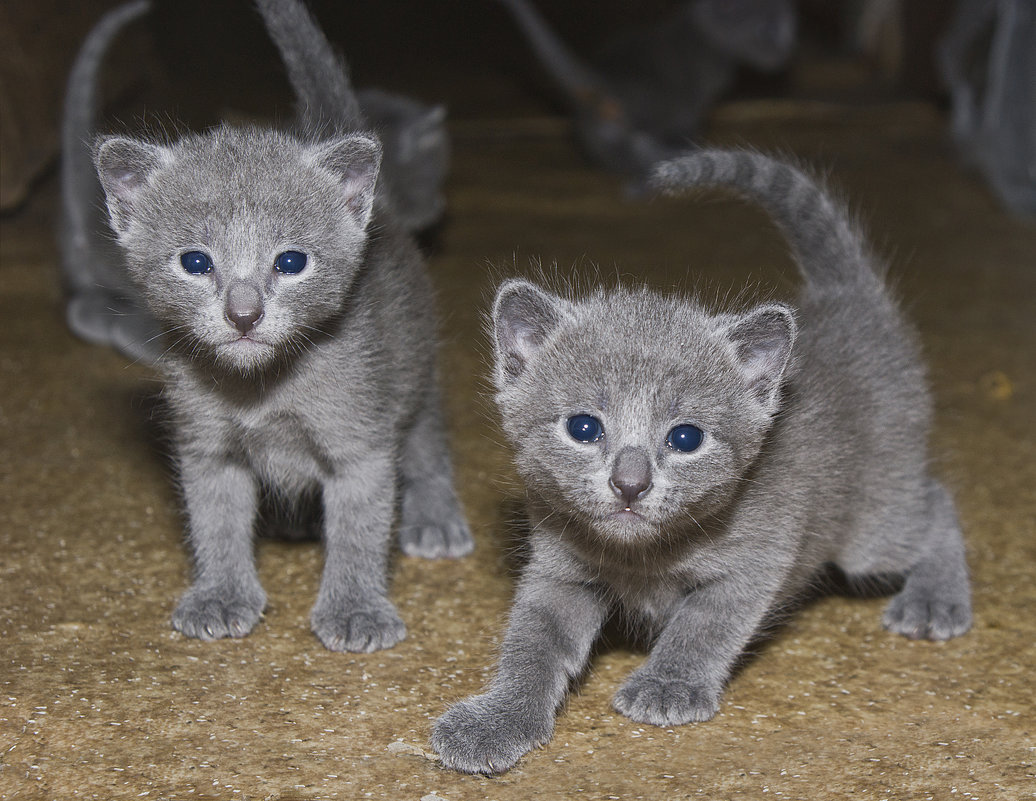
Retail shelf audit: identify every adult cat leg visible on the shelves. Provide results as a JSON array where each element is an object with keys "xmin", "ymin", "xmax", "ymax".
[
  {"xmin": 432, "ymin": 563, "xmax": 608, "ymax": 774},
  {"xmin": 613, "ymin": 568, "xmax": 782, "ymax": 726},
  {"xmin": 310, "ymin": 451, "xmax": 407, "ymax": 652},
  {"xmin": 171, "ymin": 457, "xmax": 267, "ymax": 639},
  {"xmin": 397, "ymin": 383, "xmax": 473, "ymax": 559},
  {"xmin": 881, "ymin": 478, "xmax": 972, "ymax": 640}
]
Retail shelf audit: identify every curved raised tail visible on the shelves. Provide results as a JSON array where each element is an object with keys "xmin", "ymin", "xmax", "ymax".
[
  {"xmin": 60, "ymin": 0, "xmax": 151, "ymax": 290},
  {"xmin": 254, "ymin": 0, "xmax": 365, "ymax": 132},
  {"xmin": 651, "ymin": 149, "xmax": 879, "ymax": 290}
]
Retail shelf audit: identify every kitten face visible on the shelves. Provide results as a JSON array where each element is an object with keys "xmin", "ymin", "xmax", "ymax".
[
  {"xmin": 94, "ymin": 126, "xmax": 381, "ymax": 372},
  {"xmin": 493, "ymin": 281, "xmax": 795, "ymax": 544}
]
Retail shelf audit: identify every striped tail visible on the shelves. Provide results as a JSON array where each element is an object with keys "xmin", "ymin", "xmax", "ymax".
[
  {"xmin": 254, "ymin": 0, "xmax": 365, "ymax": 133},
  {"xmin": 651, "ymin": 149, "xmax": 878, "ymax": 289}
]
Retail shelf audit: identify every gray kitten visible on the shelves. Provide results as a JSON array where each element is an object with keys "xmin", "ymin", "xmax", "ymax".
[
  {"xmin": 496, "ymin": 0, "xmax": 796, "ymax": 175},
  {"xmin": 61, "ymin": 0, "xmax": 450, "ymax": 363},
  {"xmin": 92, "ymin": 0, "xmax": 471, "ymax": 652},
  {"xmin": 433, "ymin": 149, "xmax": 971, "ymax": 773}
]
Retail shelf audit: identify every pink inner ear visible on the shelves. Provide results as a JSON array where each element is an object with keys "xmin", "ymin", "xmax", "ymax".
[
  {"xmin": 726, "ymin": 305, "xmax": 796, "ymax": 408},
  {"xmin": 739, "ymin": 338, "xmax": 785, "ymax": 392},
  {"xmin": 494, "ymin": 282, "xmax": 568, "ymax": 384},
  {"xmin": 313, "ymin": 136, "xmax": 382, "ymax": 224},
  {"xmin": 342, "ymin": 168, "xmax": 375, "ymax": 212},
  {"xmin": 115, "ymin": 169, "xmax": 145, "ymax": 194}
]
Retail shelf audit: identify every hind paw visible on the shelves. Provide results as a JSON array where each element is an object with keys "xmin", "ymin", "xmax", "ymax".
[{"xmin": 398, "ymin": 520, "xmax": 473, "ymax": 559}]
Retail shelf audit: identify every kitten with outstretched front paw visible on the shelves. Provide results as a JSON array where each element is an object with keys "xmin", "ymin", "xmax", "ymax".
[
  {"xmin": 92, "ymin": 0, "xmax": 471, "ymax": 651},
  {"xmin": 433, "ymin": 148, "xmax": 970, "ymax": 774}
]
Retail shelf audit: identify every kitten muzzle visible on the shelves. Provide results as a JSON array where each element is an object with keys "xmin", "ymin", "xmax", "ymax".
[
  {"xmin": 609, "ymin": 446, "xmax": 653, "ymax": 509},
  {"xmin": 225, "ymin": 281, "xmax": 265, "ymax": 334}
]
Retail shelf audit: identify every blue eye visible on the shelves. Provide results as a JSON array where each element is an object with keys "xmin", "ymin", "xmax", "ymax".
[
  {"xmin": 667, "ymin": 424, "xmax": 704, "ymax": 453},
  {"xmin": 274, "ymin": 250, "xmax": 307, "ymax": 274},
  {"xmin": 567, "ymin": 414, "xmax": 604, "ymax": 443},
  {"xmin": 180, "ymin": 250, "xmax": 213, "ymax": 275}
]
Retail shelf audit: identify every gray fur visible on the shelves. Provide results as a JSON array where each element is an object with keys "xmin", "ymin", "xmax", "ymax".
[
  {"xmin": 92, "ymin": 0, "xmax": 470, "ymax": 651},
  {"xmin": 358, "ymin": 89, "xmax": 450, "ymax": 233},
  {"xmin": 255, "ymin": 0, "xmax": 365, "ymax": 129},
  {"xmin": 432, "ymin": 149, "xmax": 970, "ymax": 774},
  {"xmin": 61, "ymin": 0, "xmax": 450, "ymax": 363},
  {"xmin": 255, "ymin": 0, "xmax": 450, "ymax": 231},
  {"xmin": 59, "ymin": 0, "xmax": 163, "ymax": 363},
  {"xmin": 495, "ymin": 0, "xmax": 796, "ymax": 175}
]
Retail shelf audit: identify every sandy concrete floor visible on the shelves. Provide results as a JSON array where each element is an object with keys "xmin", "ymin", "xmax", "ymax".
[{"xmin": 1, "ymin": 86, "xmax": 1034, "ymax": 801}]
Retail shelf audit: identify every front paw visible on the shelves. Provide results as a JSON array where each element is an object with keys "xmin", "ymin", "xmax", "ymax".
[
  {"xmin": 310, "ymin": 598, "xmax": 406, "ymax": 653},
  {"xmin": 432, "ymin": 693, "xmax": 553, "ymax": 775},
  {"xmin": 398, "ymin": 520, "xmax": 474, "ymax": 559},
  {"xmin": 613, "ymin": 670, "xmax": 720, "ymax": 726},
  {"xmin": 172, "ymin": 583, "xmax": 266, "ymax": 640},
  {"xmin": 883, "ymin": 586, "xmax": 972, "ymax": 641}
]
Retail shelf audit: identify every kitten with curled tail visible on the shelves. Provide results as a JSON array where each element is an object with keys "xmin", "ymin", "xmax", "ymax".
[
  {"xmin": 432, "ymin": 148, "xmax": 971, "ymax": 774},
  {"xmin": 92, "ymin": 0, "xmax": 471, "ymax": 652}
]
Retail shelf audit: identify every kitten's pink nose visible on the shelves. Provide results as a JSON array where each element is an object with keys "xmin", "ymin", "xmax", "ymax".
[
  {"xmin": 609, "ymin": 446, "xmax": 652, "ymax": 506},
  {"xmin": 225, "ymin": 281, "xmax": 264, "ymax": 333}
]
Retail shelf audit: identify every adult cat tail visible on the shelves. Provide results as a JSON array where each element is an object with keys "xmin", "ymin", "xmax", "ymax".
[
  {"xmin": 495, "ymin": 0, "xmax": 611, "ymax": 109},
  {"xmin": 254, "ymin": 0, "xmax": 365, "ymax": 132},
  {"xmin": 60, "ymin": 0, "xmax": 151, "ymax": 286},
  {"xmin": 651, "ymin": 149, "xmax": 881, "ymax": 290}
]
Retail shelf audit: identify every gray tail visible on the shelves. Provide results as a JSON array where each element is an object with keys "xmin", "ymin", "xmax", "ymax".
[
  {"xmin": 651, "ymin": 149, "xmax": 878, "ymax": 289},
  {"xmin": 254, "ymin": 0, "xmax": 364, "ymax": 132},
  {"xmin": 495, "ymin": 0, "xmax": 615, "ymax": 113},
  {"xmin": 60, "ymin": 0, "xmax": 151, "ymax": 280}
]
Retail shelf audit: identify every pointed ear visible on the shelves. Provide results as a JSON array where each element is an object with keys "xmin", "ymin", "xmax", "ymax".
[
  {"xmin": 722, "ymin": 303, "xmax": 796, "ymax": 413},
  {"xmin": 402, "ymin": 105, "xmax": 447, "ymax": 158},
  {"xmin": 93, "ymin": 136, "xmax": 166, "ymax": 235},
  {"xmin": 492, "ymin": 280, "xmax": 569, "ymax": 387},
  {"xmin": 311, "ymin": 134, "xmax": 382, "ymax": 229},
  {"xmin": 423, "ymin": 104, "xmax": 447, "ymax": 126}
]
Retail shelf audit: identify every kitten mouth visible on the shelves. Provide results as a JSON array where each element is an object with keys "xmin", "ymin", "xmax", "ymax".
[
  {"xmin": 609, "ymin": 508, "xmax": 648, "ymax": 522},
  {"xmin": 229, "ymin": 333, "xmax": 271, "ymax": 348},
  {"xmin": 215, "ymin": 335, "xmax": 277, "ymax": 369}
]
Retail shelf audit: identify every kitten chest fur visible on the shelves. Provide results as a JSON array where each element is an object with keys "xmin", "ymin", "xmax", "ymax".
[{"xmin": 164, "ymin": 263, "xmax": 427, "ymax": 498}]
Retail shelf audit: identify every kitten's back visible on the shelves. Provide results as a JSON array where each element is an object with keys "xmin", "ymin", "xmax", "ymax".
[{"xmin": 650, "ymin": 149, "xmax": 934, "ymax": 571}]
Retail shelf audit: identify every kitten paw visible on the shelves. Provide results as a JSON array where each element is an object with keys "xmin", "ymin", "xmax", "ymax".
[
  {"xmin": 172, "ymin": 585, "xmax": 266, "ymax": 641},
  {"xmin": 613, "ymin": 671, "xmax": 719, "ymax": 726},
  {"xmin": 310, "ymin": 599, "xmax": 407, "ymax": 653},
  {"xmin": 432, "ymin": 693, "xmax": 553, "ymax": 775},
  {"xmin": 398, "ymin": 521, "xmax": 474, "ymax": 559},
  {"xmin": 883, "ymin": 588, "xmax": 972, "ymax": 641}
]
